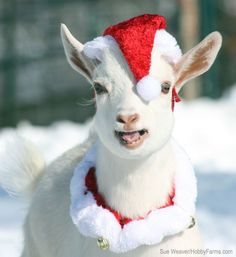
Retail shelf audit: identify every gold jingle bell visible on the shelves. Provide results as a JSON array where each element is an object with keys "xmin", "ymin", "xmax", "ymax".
[{"xmin": 97, "ymin": 237, "xmax": 109, "ymax": 250}]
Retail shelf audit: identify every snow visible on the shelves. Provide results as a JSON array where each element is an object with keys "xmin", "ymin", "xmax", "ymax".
[
  {"xmin": 173, "ymin": 89, "xmax": 236, "ymax": 173},
  {"xmin": 0, "ymin": 195, "xmax": 25, "ymax": 257},
  {"xmin": 0, "ymin": 87, "xmax": 236, "ymax": 256},
  {"xmin": 0, "ymin": 120, "xmax": 91, "ymax": 164}
]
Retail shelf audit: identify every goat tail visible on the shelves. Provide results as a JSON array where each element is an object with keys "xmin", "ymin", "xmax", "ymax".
[{"xmin": 0, "ymin": 136, "xmax": 45, "ymax": 199}]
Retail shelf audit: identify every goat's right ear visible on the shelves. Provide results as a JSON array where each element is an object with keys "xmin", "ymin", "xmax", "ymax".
[
  {"xmin": 174, "ymin": 32, "xmax": 222, "ymax": 91},
  {"xmin": 61, "ymin": 24, "xmax": 95, "ymax": 83}
]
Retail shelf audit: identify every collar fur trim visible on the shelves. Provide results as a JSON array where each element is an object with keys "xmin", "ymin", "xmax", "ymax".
[{"xmin": 70, "ymin": 139, "xmax": 197, "ymax": 253}]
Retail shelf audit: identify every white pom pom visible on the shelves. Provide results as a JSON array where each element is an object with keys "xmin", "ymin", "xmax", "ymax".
[{"xmin": 136, "ymin": 76, "xmax": 161, "ymax": 101}]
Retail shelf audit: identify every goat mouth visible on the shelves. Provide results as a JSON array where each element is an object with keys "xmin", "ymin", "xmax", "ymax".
[{"xmin": 115, "ymin": 129, "xmax": 149, "ymax": 149}]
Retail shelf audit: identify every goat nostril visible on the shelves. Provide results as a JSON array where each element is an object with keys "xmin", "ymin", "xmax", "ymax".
[
  {"xmin": 116, "ymin": 114, "xmax": 139, "ymax": 125},
  {"xmin": 116, "ymin": 115, "xmax": 126, "ymax": 124},
  {"xmin": 130, "ymin": 114, "xmax": 139, "ymax": 123}
]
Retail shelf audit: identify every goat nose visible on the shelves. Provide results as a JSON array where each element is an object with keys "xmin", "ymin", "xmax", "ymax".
[{"xmin": 116, "ymin": 114, "xmax": 139, "ymax": 125}]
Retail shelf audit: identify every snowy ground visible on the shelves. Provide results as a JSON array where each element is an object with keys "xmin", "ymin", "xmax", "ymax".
[{"xmin": 0, "ymin": 87, "xmax": 236, "ymax": 257}]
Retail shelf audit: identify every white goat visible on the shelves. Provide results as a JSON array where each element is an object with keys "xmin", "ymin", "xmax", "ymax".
[{"xmin": 0, "ymin": 15, "xmax": 222, "ymax": 257}]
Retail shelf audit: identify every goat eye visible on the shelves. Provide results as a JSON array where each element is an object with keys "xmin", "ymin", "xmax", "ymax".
[
  {"xmin": 161, "ymin": 82, "xmax": 171, "ymax": 94},
  {"xmin": 93, "ymin": 83, "xmax": 108, "ymax": 95}
]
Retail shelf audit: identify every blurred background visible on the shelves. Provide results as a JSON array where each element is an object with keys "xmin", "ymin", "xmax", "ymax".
[{"xmin": 0, "ymin": 0, "xmax": 236, "ymax": 257}]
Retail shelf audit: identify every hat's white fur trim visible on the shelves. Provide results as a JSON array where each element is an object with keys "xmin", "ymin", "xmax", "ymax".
[
  {"xmin": 83, "ymin": 35, "xmax": 116, "ymax": 60},
  {"xmin": 70, "ymin": 139, "xmax": 197, "ymax": 253},
  {"xmin": 154, "ymin": 29, "xmax": 182, "ymax": 63},
  {"xmin": 83, "ymin": 30, "xmax": 182, "ymax": 65}
]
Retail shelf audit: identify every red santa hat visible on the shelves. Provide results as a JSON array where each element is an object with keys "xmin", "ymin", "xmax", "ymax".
[{"xmin": 83, "ymin": 14, "xmax": 182, "ymax": 102}]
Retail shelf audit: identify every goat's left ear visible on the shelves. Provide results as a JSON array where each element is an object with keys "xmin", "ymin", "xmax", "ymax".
[
  {"xmin": 174, "ymin": 32, "xmax": 222, "ymax": 90},
  {"xmin": 61, "ymin": 24, "xmax": 97, "ymax": 83}
]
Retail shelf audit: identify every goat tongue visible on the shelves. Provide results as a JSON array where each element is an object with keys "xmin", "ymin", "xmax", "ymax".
[{"xmin": 122, "ymin": 132, "xmax": 140, "ymax": 143}]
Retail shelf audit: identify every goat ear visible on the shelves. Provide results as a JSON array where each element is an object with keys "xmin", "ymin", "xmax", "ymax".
[
  {"xmin": 61, "ymin": 24, "xmax": 96, "ymax": 83},
  {"xmin": 174, "ymin": 32, "xmax": 222, "ymax": 90}
]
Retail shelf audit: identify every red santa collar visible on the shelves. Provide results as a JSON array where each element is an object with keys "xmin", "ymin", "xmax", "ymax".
[
  {"xmin": 85, "ymin": 167, "xmax": 175, "ymax": 228},
  {"xmin": 70, "ymin": 139, "xmax": 197, "ymax": 253}
]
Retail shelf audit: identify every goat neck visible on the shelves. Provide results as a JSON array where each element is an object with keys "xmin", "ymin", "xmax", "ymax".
[{"xmin": 95, "ymin": 139, "xmax": 175, "ymax": 219}]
